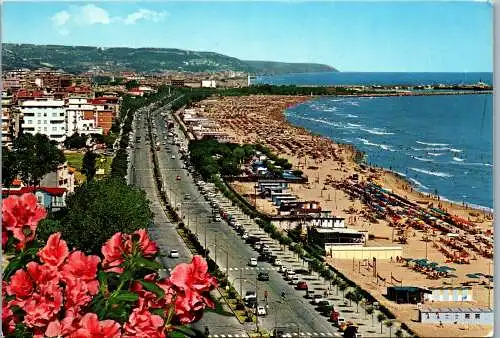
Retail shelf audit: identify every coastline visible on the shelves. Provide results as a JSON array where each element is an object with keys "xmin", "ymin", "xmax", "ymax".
[{"xmin": 196, "ymin": 94, "xmax": 494, "ymax": 337}]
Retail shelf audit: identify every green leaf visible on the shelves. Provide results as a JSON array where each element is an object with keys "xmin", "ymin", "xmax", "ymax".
[
  {"xmin": 133, "ymin": 256, "xmax": 162, "ymax": 271},
  {"xmin": 113, "ymin": 291, "xmax": 139, "ymax": 302},
  {"xmin": 138, "ymin": 280, "xmax": 165, "ymax": 298},
  {"xmin": 98, "ymin": 271, "xmax": 108, "ymax": 293}
]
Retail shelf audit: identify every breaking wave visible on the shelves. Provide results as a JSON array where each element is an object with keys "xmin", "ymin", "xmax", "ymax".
[
  {"xmin": 409, "ymin": 167, "xmax": 453, "ymax": 178},
  {"xmin": 416, "ymin": 141, "xmax": 449, "ymax": 146}
]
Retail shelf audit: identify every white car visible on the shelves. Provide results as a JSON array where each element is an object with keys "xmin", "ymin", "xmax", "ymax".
[
  {"xmin": 290, "ymin": 276, "xmax": 300, "ymax": 285},
  {"xmin": 278, "ymin": 265, "xmax": 288, "ymax": 273},
  {"xmin": 171, "ymin": 155, "xmax": 176, "ymax": 159},
  {"xmin": 256, "ymin": 306, "xmax": 267, "ymax": 316},
  {"xmin": 249, "ymin": 258, "xmax": 258, "ymax": 266},
  {"xmin": 169, "ymin": 250, "xmax": 179, "ymax": 258},
  {"xmin": 274, "ymin": 259, "xmax": 282, "ymax": 266},
  {"xmin": 242, "ymin": 232, "xmax": 249, "ymax": 240},
  {"xmin": 312, "ymin": 294, "xmax": 325, "ymax": 304}
]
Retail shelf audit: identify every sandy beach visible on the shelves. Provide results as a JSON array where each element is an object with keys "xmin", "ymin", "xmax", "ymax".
[{"xmin": 196, "ymin": 95, "xmax": 494, "ymax": 337}]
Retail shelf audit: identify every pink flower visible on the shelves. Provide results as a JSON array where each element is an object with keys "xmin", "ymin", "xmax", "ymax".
[
  {"xmin": 169, "ymin": 255, "xmax": 218, "ymax": 293},
  {"xmin": 2, "ymin": 302, "xmax": 19, "ymax": 334},
  {"xmin": 45, "ymin": 314, "xmax": 78, "ymax": 337},
  {"xmin": 69, "ymin": 313, "xmax": 121, "ymax": 338},
  {"xmin": 64, "ymin": 278, "xmax": 93, "ymax": 311},
  {"xmin": 62, "ymin": 251, "xmax": 100, "ymax": 294},
  {"xmin": 101, "ymin": 232, "xmax": 126, "ymax": 273},
  {"xmin": 131, "ymin": 229, "xmax": 158, "ymax": 257},
  {"xmin": 6, "ymin": 269, "xmax": 33, "ymax": 298},
  {"xmin": 37, "ymin": 233, "xmax": 69, "ymax": 269},
  {"xmin": 22, "ymin": 282, "xmax": 63, "ymax": 329},
  {"xmin": 123, "ymin": 308, "xmax": 165, "ymax": 338},
  {"xmin": 2, "ymin": 193, "xmax": 47, "ymax": 249},
  {"xmin": 174, "ymin": 288, "xmax": 212, "ymax": 324}
]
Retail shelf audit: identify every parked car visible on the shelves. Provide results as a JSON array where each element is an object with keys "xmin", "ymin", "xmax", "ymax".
[
  {"xmin": 249, "ymin": 258, "xmax": 258, "ymax": 267},
  {"xmin": 257, "ymin": 272, "xmax": 270, "ymax": 281},
  {"xmin": 296, "ymin": 281, "xmax": 308, "ymax": 290},
  {"xmin": 256, "ymin": 306, "xmax": 267, "ymax": 316},
  {"xmin": 290, "ymin": 276, "xmax": 300, "ymax": 285},
  {"xmin": 278, "ymin": 266, "xmax": 288, "ymax": 273},
  {"xmin": 284, "ymin": 270, "xmax": 296, "ymax": 280},
  {"xmin": 242, "ymin": 232, "xmax": 249, "ymax": 240},
  {"xmin": 274, "ymin": 259, "xmax": 282, "ymax": 266},
  {"xmin": 213, "ymin": 215, "xmax": 221, "ymax": 222},
  {"xmin": 316, "ymin": 301, "xmax": 333, "ymax": 313},
  {"xmin": 171, "ymin": 155, "xmax": 175, "ymax": 159},
  {"xmin": 169, "ymin": 250, "xmax": 179, "ymax": 258},
  {"xmin": 184, "ymin": 194, "xmax": 191, "ymax": 200},
  {"xmin": 312, "ymin": 294, "xmax": 325, "ymax": 304},
  {"xmin": 244, "ymin": 291, "xmax": 257, "ymax": 301}
]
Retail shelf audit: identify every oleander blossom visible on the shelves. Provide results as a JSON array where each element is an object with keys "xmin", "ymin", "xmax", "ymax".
[
  {"xmin": 169, "ymin": 255, "xmax": 218, "ymax": 324},
  {"xmin": 123, "ymin": 308, "xmax": 165, "ymax": 338},
  {"xmin": 102, "ymin": 229, "xmax": 158, "ymax": 273},
  {"xmin": 2, "ymin": 193, "xmax": 47, "ymax": 250}
]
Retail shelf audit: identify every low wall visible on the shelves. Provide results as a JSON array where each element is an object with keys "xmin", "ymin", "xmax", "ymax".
[{"xmin": 326, "ymin": 244, "xmax": 402, "ymax": 260}]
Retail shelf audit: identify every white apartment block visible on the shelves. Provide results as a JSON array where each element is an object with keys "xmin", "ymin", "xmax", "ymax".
[
  {"xmin": 66, "ymin": 97, "xmax": 102, "ymax": 136},
  {"xmin": 21, "ymin": 98, "xmax": 66, "ymax": 143},
  {"xmin": 2, "ymin": 91, "xmax": 13, "ymax": 146}
]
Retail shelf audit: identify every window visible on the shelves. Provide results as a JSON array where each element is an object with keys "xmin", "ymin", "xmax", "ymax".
[
  {"xmin": 455, "ymin": 314, "xmax": 459, "ymax": 319},
  {"xmin": 465, "ymin": 314, "xmax": 471, "ymax": 319},
  {"xmin": 27, "ymin": 120, "xmax": 32, "ymax": 124},
  {"xmin": 52, "ymin": 112, "xmax": 57, "ymax": 117},
  {"xmin": 43, "ymin": 113, "xmax": 47, "ymax": 117},
  {"xmin": 44, "ymin": 127, "xmax": 47, "ymax": 131},
  {"xmin": 37, "ymin": 127, "xmax": 41, "ymax": 131},
  {"xmin": 475, "ymin": 314, "xmax": 480, "ymax": 319},
  {"xmin": 37, "ymin": 113, "xmax": 41, "ymax": 117},
  {"xmin": 52, "ymin": 127, "xmax": 57, "ymax": 131},
  {"xmin": 44, "ymin": 120, "xmax": 47, "ymax": 124},
  {"xmin": 38, "ymin": 120, "xmax": 41, "ymax": 124}
]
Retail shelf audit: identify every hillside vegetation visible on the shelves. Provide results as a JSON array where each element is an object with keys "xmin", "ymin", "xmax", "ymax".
[{"xmin": 2, "ymin": 43, "xmax": 338, "ymax": 75}]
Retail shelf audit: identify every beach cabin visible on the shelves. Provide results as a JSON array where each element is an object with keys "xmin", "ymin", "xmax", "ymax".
[
  {"xmin": 387, "ymin": 286, "xmax": 432, "ymax": 304},
  {"xmin": 270, "ymin": 192, "xmax": 293, "ymax": 203},
  {"xmin": 424, "ymin": 287, "xmax": 473, "ymax": 302},
  {"xmin": 274, "ymin": 195, "xmax": 297, "ymax": 207},
  {"xmin": 419, "ymin": 307, "xmax": 493, "ymax": 325},
  {"xmin": 2, "ymin": 186, "xmax": 67, "ymax": 212}
]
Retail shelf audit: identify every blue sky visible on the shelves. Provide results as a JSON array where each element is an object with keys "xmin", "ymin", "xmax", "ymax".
[{"xmin": 3, "ymin": 1, "xmax": 493, "ymax": 72}]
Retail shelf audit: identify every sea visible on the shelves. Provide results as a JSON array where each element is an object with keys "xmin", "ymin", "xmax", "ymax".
[{"xmin": 254, "ymin": 72, "xmax": 494, "ymax": 210}]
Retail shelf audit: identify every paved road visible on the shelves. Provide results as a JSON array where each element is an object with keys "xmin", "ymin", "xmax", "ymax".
[
  {"xmin": 131, "ymin": 104, "xmax": 246, "ymax": 337},
  {"xmin": 150, "ymin": 107, "xmax": 342, "ymax": 337}
]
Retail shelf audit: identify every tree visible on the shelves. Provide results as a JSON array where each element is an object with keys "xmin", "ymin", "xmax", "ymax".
[
  {"xmin": 350, "ymin": 289, "xmax": 364, "ymax": 313},
  {"xmin": 62, "ymin": 177, "xmax": 153, "ymax": 254},
  {"xmin": 345, "ymin": 290, "xmax": 354, "ymax": 307},
  {"xmin": 366, "ymin": 306, "xmax": 374, "ymax": 325},
  {"xmin": 2, "ymin": 147, "xmax": 19, "ymax": 188},
  {"xmin": 35, "ymin": 219, "xmax": 64, "ymax": 243},
  {"xmin": 385, "ymin": 320, "xmax": 395, "ymax": 338},
  {"xmin": 338, "ymin": 281, "xmax": 348, "ymax": 299},
  {"xmin": 395, "ymin": 329, "xmax": 404, "ymax": 338},
  {"xmin": 64, "ymin": 133, "xmax": 87, "ymax": 149},
  {"xmin": 82, "ymin": 151, "xmax": 98, "ymax": 181},
  {"xmin": 125, "ymin": 80, "xmax": 139, "ymax": 90},
  {"xmin": 377, "ymin": 313, "xmax": 387, "ymax": 334},
  {"xmin": 13, "ymin": 133, "xmax": 65, "ymax": 186}
]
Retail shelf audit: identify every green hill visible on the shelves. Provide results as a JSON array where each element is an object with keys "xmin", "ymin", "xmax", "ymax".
[{"xmin": 2, "ymin": 43, "xmax": 338, "ymax": 75}]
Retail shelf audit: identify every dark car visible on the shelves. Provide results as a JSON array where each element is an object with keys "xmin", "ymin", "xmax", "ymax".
[
  {"xmin": 246, "ymin": 236, "xmax": 260, "ymax": 245},
  {"xmin": 245, "ymin": 297, "xmax": 257, "ymax": 308},
  {"xmin": 316, "ymin": 301, "xmax": 333, "ymax": 313},
  {"xmin": 257, "ymin": 253, "xmax": 268, "ymax": 262},
  {"xmin": 257, "ymin": 272, "xmax": 270, "ymax": 281},
  {"xmin": 267, "ymin": 255, "xmax": 277, "ymax": 264}
]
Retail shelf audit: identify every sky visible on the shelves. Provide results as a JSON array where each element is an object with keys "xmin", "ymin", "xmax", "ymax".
[{"xmin": 2, "ymin": 1, "xmax": 493, "ymax": 72}]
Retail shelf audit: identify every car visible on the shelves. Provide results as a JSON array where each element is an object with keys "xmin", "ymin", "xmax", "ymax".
[
  {"xmin": 169, "ymin": 250, "xmax": 179, "ymax": 258},
  {"xmin": 213, "ymin": 215, "xmax": 221, "ymax": 222},
  {"xmin": 274, "ymin": 259, "xmax": 282, "ymax": 266},
  {"xmin": 284, "ymin": 270, "xmax": 296, "ymax": 280},
  {"xmin": 278, "ymin": 265, "xmax": 288, "ymax": 273},
  {"xmin": 316, "ymin": 301, "xmax": 333, "ymax": 313},
  {"xmin": 176, "ymin": 175, "xmax": 181, "ymax": 180},
  {"xmin": 256, "ymin": 306, "xmax": 267, "ymax": 316},
  {"xmin": 184, "ymin": 194, "xmax": 191, "ymax": 200},
  {"xmin": 244, "ymin": 291, "xmax": 257, "ymax": 302},
  {"xmin": 242, "ymin": 232, "xmax": 249, "ymax": 240},
  {"xmin": 296, "ymin": 281, "xmax": 308, "ymax": 290},
  {"xmin": 312, "ymin": 294, "xmax": 325, "ymax": 304},
  {"xmin": 335, "ymin": 317, "xmax": 346, "ymax": 327},
  {"xmin": 290, "ymin": 276, "xmax": 300, "ymax": 285},
  {"xmin": 171, "ymin": 155, "xmax": 176, "ymax": 159},
  {"xmin": 249, "ymin": 258, "xmax": 258, "ymax": 266},
  {"xmin": 257, "ymin": 272, "xmax": 270, "ymax": 281}
]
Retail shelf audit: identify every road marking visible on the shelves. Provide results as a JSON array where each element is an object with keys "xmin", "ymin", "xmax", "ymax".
[
  {"xmin": 320, "ymin": 333, "xmax": 326, "ymax": 336},
  {"xmin": 234, "ymin": 268, "xmax": 238, "ymax": 271},
  {"xmin": 227, "ymin": 335, "xmax": 233, "ymax": 337},
  {"xmin": 306, "ymin": 333, "xmax": 312, "ymax": 336},
  {"xmin": 300, "ymin": 333, "xmax": 306, "ymax": 336},
  {"xmin": 312, "ymin": 334, "xmax": 319, "ymax": 337},
  {"xmin": 220, "ymin": 335, "xmax": 226, "ymax": 338}
]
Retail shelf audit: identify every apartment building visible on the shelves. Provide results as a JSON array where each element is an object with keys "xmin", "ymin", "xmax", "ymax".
[
  {"xmin": 66, "ymin": 97, "xmax": 102, "ymax": 136},
  {"xmin": 2, "ymin": 91, "xmax": 13, "ymax": 146},
  {"xmin": 21, "ymin": 98, "xmax": 66, "ymax": 143}
]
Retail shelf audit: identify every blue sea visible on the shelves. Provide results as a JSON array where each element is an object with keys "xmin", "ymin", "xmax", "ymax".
[{"xmin": 256, "ymin": 73, "xmax": 494, "ymax": 210}]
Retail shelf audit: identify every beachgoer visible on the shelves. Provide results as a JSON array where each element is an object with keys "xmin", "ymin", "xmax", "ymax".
[
  {"xmin": 205, "ymin": 326, "xmax": 210, "ymax": 336},
  {"xmin": 264, "ymin": 290, "xmax": 268, "ymax": 301}
]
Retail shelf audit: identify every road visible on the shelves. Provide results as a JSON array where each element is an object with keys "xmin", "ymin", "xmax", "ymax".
[
  {"xmin": 131, "ymin": 103, "xmax": 246, "ymax": 337},
  {"xmin": 149, "ymin": 106, "xmax": 342, "ymax": 337}
]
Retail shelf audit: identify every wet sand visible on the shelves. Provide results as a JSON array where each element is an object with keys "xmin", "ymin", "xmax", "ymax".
[{"xmin": 196, "ymin": 95, "xmax": 494, "ymax": 337}]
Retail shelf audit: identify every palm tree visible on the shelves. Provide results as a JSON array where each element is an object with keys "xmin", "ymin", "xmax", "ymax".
[
  {"xmin": 338, "ymin": 281, "xmax": 349, "ymax": 299},
  {"xmin": 377, "ymin": 313, "xmax": 387, "ymax": 334},
  {"xmin": 330, "ymin": 276, "xmax": 340, "ymax": 295},
  {"xmin": 385, "ymin": 320, "xmax": 395, "ymax": 338},
  {"xmin": 351, "ymin": 290, "xmax": 364, "ymax": 313},
  {"xmin": 345, "ymin": 290, "xmax": 354, "ymax": 306},
  {"xmin": 366, "ymin": 306, "xmax": 375, "ymax": 325},
  {"xmin": 395, "ymin": 329, "xmax": 404, "ymax": 338}
]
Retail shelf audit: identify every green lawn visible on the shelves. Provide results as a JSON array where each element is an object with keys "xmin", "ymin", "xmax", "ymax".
[{"xmin": 65, "ymin": 152, "xmax": 84, "ymax": 171}]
